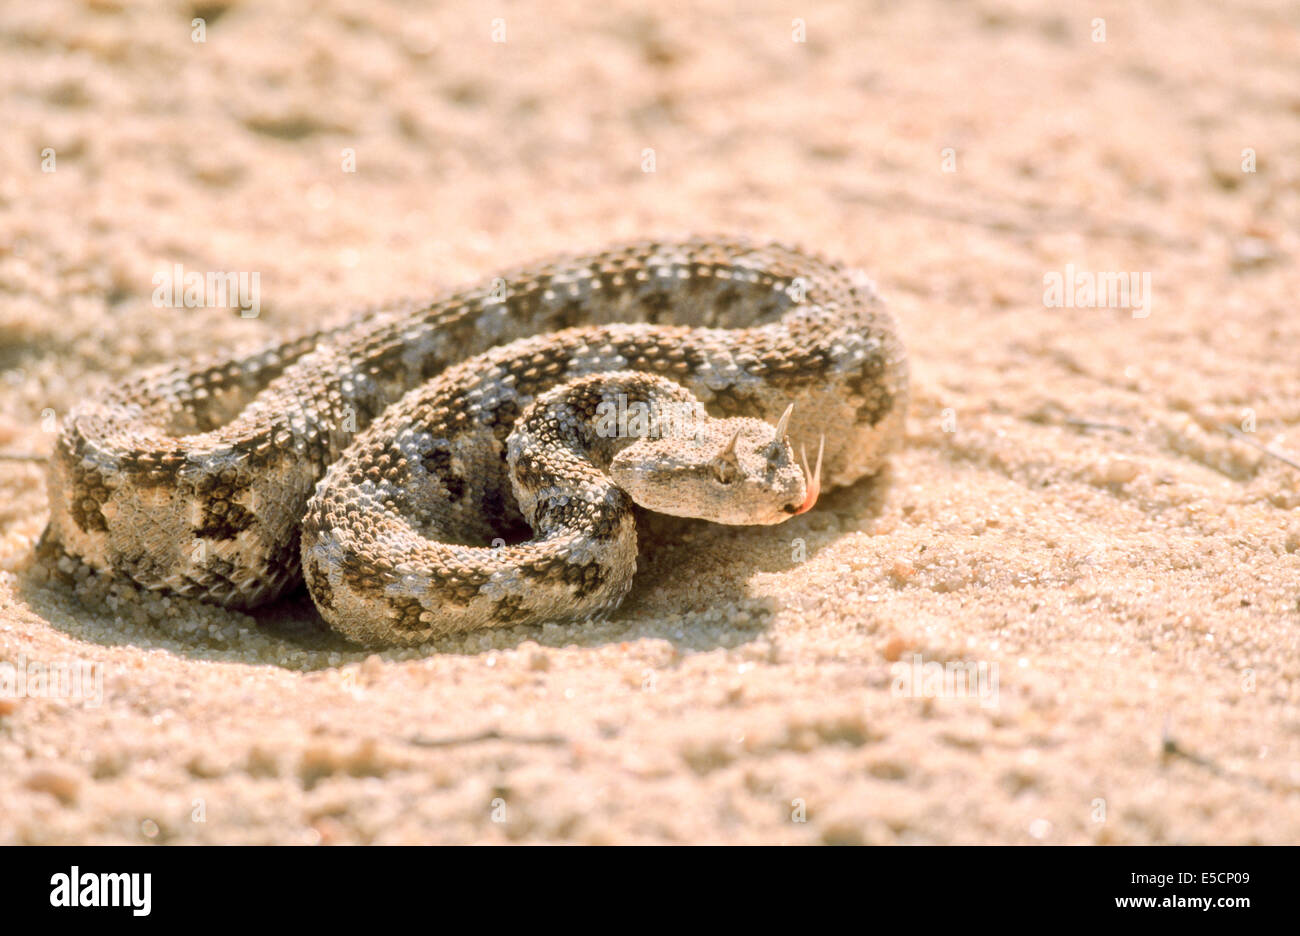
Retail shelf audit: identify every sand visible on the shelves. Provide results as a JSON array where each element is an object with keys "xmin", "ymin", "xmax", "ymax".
[{"xmin": 1, "ymin": 0, "xmax": 1298, "ymax": 844}]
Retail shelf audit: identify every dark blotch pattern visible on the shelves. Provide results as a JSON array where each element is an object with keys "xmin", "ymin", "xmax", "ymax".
[
  {"xmin": 305, "ymin": 557, "xmax": 335, "ymax": 611},
  {"xmin": 420, "ymin": 442, "xmax": 466, "ymax": 503},
  {"xmin": 490, "ymin": 593, "xmax": 534, "ymax": 625},
  {"xmin": 67, "ymin": 452, "xmax": 111, "ymax": 534},
  {"xmin": 520, "ymin": 555, "xmax": 609, "ymax": 599},
  {"xmin": 846, "ymin": 353, "xmax": 894, "ymax": 426},
  {"xmin": 388, "ymin": 596, "xmax": 429, "ymax": 633}
]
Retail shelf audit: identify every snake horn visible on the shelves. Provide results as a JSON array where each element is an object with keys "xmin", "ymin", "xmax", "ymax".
[
  {"xmin": 720, "ymin": 424, "xmax": 743, "ymax": 459},
  {"xmin": 766, "ymin": 403, "xmax": 795, "ymax": 463},
  {"xmin": 773, "ymin": 402, "xmax": 794, "ymax": 441}
]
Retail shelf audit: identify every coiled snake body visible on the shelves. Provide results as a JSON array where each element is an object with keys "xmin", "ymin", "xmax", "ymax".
[{"xmin": 44, "ymin": 238, "xmax": 907, "ymax": 646}]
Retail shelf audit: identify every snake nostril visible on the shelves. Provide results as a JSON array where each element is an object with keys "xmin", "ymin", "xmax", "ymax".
[{"xmin": 782, "ymin": 502, "xmax": 800, "ymax": 514}]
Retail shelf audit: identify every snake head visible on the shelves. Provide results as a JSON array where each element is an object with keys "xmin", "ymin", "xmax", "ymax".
[{"xmin": 609, "ymin": 410, "xmax": 809, "ymax": 525}]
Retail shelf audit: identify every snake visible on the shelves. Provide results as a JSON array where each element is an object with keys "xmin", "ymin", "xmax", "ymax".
[{"xmin": 42, "ymin": 237, "xmax": 908, "ymax": 646}]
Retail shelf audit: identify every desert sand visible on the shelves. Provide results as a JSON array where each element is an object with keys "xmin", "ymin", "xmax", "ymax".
[{"xmin": 1, "ymin": 0, "xmax": 1298, "ymax": 844}]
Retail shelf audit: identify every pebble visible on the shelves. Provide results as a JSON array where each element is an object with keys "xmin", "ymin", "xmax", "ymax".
[
  {"xmin": 24, "ymin": 767, "xmax": 81, "ymax": 805},
  {"xmin": 1089, "ymin": 456, "xmax": 1140, "ymax": 486}
]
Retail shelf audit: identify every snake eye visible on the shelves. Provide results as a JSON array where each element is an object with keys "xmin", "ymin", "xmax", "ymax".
[
  {"xmin": 765, "ymin": 402, "xmax": 795, "ymax": 466},
  {"xmin": 711, "ymin": 457, "xmax": 739, "ymax": 485},
  {"xmin": 711, "ymin": 425, "xmax": 743, "ymax": 484}
]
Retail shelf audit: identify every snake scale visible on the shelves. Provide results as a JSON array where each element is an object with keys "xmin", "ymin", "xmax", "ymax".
[{"xmin": 43, "ymin": 237, "xmax": 908, "ymax": 646}]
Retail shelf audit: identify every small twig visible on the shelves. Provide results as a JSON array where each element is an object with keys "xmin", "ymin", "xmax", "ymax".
[
  {"xmin": 1063, "ymin": 417, "xmax": 1132, "ymax": 435},
  {"xmin": 1161, "ymin": 719, "xmax": 1297, "ymax": 794},
  {"xmin": 408, "ymin": 728, "xmax": 567, "ymax": 749},
  {"xmin": 1220, "ymin": 423, "xmax": 1300, "ymax": 472},
  {"xmin": 1161, "ymin": 735, "xmax": 1220, "ymax": 772}
]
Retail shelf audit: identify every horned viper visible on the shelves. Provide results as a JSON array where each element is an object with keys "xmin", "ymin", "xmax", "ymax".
[{"xmin": 44, "ymin": 237, "xmax": 908, "ymax": 646}]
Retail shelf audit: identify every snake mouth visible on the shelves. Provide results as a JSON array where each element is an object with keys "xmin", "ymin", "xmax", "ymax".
[{"xmin": 793, "ymin": 435, "xmax": 825, "ymax": 516}]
